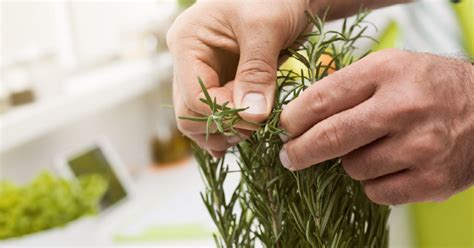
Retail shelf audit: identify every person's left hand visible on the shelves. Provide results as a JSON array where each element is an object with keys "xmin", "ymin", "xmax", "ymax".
[{"xmin": 279, "ymin": 49, "xmax": 474, "ymax": 205}]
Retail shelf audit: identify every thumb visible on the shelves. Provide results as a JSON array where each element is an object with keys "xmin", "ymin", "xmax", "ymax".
[{"xmin": 234, "ymin": 35, "xmax": 279, "ymax": 123}]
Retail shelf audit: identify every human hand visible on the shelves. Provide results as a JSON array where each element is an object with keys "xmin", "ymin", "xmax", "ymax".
[
  {"xmin": 279, "ymin": 49, "xmax": 474, "ymax": 205},
  {"xmin": 167, "ymin": 0, "xmax": 310, "ymax": 157}
]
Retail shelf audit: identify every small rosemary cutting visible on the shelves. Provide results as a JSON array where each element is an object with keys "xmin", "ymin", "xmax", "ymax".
[{"xmin": 180, "ymin": 11, "xmax": 390, "ymax": 248}]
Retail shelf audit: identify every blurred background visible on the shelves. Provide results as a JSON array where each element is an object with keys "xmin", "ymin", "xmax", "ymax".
[{"xmin": 0, "ymin": 0, "xmax": 472, "ymax": 247}]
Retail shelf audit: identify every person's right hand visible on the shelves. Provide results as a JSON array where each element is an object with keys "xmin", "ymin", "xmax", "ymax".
[{"xmin": 167, "ymin": 0, "xmax": 311, "ymax": 157}]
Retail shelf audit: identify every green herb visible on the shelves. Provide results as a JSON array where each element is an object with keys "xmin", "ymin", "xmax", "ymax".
[
  {"xmin": 179, "ymin": 78, "xmax": 252, "ymax": 141},
  {"xmin": 182, "ymin": 11, "xmax": 390, "ymax": 247},
  {"xmin": 0, "ymin": 171, "xmax": 107, "ymax": 240}
]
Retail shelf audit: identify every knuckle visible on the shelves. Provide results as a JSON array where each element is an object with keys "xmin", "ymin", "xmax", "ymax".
[
  {"xmin": 388, "ymin": 94, "xmax": 432, "ymax": 121},
  {"xmin": 365, "ymin": 49, "xmax": 407, "ymax": 80},
  {"xmin": 387, "ymin": 102, "xmax": 411, "ymax": 120},
  {"xmin": 366, "ymin": 106, "xmax": 387, "ymax": 131},
  {"xmin": 325, "ymin": 72, "xmax": 346, "ymax": 90},
  {"xmin": 237, "ymin": 58, "xmax": 276, "ymax": 85},
  {"xmin": 413, "ymin": 132, "xmax": 444, "ymax": 157},
  {"xmin": 306, "ymin": 88, "xmax": 327, "ymax": 116},
  {"xmin": 317, "ymin": 122, "xmax": 343, "ymax": 155}
]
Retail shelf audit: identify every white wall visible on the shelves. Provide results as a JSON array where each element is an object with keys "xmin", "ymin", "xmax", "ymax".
[
  {"xmin": 1, "ymin": 2, "xmax": 58, "ymax": 63},
  {"xmin": 1, "ymin": 1, "xmax": 167, "ymax": 67},
  {"xmin": 0, "ymin": 1, "xmax": 177, "ymax": 183},
  {"xmin": 0, "ymin": 79, "xmax": 180, "ymax": 184}
]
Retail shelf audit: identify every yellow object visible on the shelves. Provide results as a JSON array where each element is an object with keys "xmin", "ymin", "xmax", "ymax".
[
  {"xmin": 372, "ymin": 21, "xmax": 400, "ymax": 52},
  {"xmin": 280, "ymin": 55, "xmax": 306, "ymax": 74},
  {"xmin": 412, "ymin": 188, "xmax": 474, "ymax": 248},
  {"xmin": 453, "ymin": 0, "xmax": 474, "ymax": 57},
  {"xmin": 151, "ymin": 129, "xmax": 191, "ymax": 166},
  {"xmin": 279, "ymin": 53, "xmax": 335, "ymax": 77}
]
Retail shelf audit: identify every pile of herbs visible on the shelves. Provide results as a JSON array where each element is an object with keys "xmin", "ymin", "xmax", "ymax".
[
  {"xmin": 183, "ymin": 12, "xmax": 390, "ymax": 247},
  {"xmin": 0, "ymin": 172, "xmax": 107, "ymax": 240}
]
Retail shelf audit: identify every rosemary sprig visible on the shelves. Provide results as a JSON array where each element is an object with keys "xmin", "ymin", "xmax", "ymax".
[
  {"xmin": 193, "ymin": 146, "xmax": 254, "ymax": 247},
  {"xmin": 179, "ymin": 78, "xmax": 251, "ymax": 140},
  {"xmin": 184, "ymin": 11, "xmax": 390, "ymax": 248}
]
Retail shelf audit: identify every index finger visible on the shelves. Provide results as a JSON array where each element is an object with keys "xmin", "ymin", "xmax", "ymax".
[
  {"xmin": 172, "ymin": 43, "xmax": 258, "ymax": 131},
  {"xmin": 279, "ymin": 53, "xmax": 383, "ymax": 140},
  {"xmin": 280, "ymin": 96, "xmax": 390, "ymax": 171}
]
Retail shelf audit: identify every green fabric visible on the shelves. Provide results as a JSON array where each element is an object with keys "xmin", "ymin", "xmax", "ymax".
[
  {"xmin": 114, "ymin": 223, "xmax": 212, "ymax": 243},
  {"xmin": 453, "ymin": 0, "xmax": 474, "ymax": 57},
  {"xmin": 372, "ymin": 21, "xmax": 400, "ymax": 52},
  {"xmin": 412, "ymin": 189, "xmax": 474, "ymax": 248}
]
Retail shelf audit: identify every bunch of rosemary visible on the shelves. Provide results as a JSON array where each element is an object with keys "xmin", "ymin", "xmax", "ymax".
[{"xmin": 182, "ymin": 11, "xmax": 390, "ymax": 248}]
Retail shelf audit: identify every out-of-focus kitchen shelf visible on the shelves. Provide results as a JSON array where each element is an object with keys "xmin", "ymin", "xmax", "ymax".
[{"xmin": 0, "ymin": 53, "xmax": 172, "ymax": 153}]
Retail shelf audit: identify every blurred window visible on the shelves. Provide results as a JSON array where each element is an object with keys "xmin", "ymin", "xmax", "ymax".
[{"xmin": 1, "ymin": 1, "xmax": 173, "ymax": 104}]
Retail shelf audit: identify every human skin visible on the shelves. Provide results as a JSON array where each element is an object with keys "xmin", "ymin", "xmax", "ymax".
[
  {"xmin": 167, "ymin": 0, "xmax": 311, "ymax": 158},
  {"xmin": 167, "ymin": 0, "xmax": 474, "ymax": 205},
  {"xmin": 279, "ymin": 50, "xmax": 474, "ymax": 205}
]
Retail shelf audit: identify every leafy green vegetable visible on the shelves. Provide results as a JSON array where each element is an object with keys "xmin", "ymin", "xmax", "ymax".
[{"xmin": 0, "ymin": 171, "xmax": 107, "ymax": 240}]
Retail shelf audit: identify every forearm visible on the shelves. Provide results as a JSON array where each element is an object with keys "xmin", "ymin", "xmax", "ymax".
[{"xmin": 310, "ymin": 0, "xmax": 412, "ymax": 20}]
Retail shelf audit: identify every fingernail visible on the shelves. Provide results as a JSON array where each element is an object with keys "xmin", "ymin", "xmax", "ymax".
[
  {"xmin": 227, "ymin": 136, "xmax": 241, "ymax": 145},
  {"xmin": 242, "ymin": 93, "xmax": 267, "ymax": 115},
  {"xmin": 279, "ymin": 133, "xmax": 290, "ymax": 143},
  {"xmin": 279, "ymin": 148, "xmax": 292, "ymax": 170}
]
